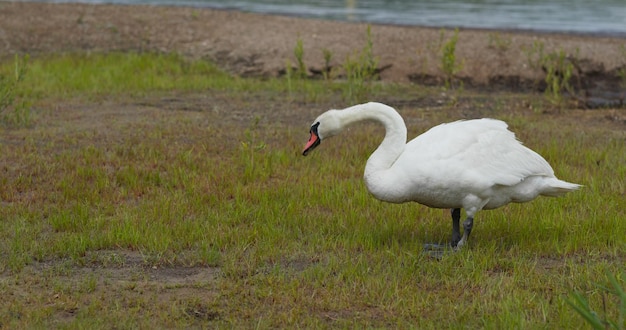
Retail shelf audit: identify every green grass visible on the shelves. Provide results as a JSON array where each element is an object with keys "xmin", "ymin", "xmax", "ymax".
[
  {"xmin": 567, "ymin": 271, "xmax": 626, "ymax": 329},
  {"xmin": 0, "ymin": 55, "xmax": 31, "ymax": 126},
  {"xmin": 20, "ymin": 52, "xmax": 249, "ymax": 98},
  {"xmin": 14, "ymin": 51, "xmax": 351, "ymax": 104},
  {"xmin": 0, "ymin": 52, "xmax": 625, "ymax": 328}
]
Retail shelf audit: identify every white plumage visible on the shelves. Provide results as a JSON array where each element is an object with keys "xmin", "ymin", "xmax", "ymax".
[{"xmin": 302, "ymin": 102, "xmax": 580, "ymax": 248}]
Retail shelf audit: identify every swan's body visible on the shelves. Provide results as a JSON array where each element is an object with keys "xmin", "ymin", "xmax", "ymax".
[{"xmin": 303, "ymin": 102, "xmax": 580, "ymax": 248}]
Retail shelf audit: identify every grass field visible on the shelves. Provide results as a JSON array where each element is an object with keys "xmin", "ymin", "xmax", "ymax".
[{"xmin": 1, "ymin": 52, "xmax": 625, "ymax": 328}]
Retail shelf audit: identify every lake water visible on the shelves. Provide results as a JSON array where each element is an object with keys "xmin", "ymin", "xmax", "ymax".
[{"xmin": 30, "ymin": 0, "xmax": 626, "ymax": 36}]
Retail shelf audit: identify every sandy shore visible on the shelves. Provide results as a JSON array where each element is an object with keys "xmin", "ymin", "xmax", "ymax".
[{"xmin": 0, "ymin": 1, "xmax": 625, "ymax": 93}]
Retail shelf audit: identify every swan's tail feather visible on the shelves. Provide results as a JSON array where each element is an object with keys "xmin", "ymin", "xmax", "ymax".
[{"xmin": 541, "ymin": 179, "xmax": 582, "ymax": 197}]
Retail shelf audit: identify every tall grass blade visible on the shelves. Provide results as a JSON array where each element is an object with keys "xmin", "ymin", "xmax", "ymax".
[{"xmin": 566, "ymin": 292, "xmax": 607, "ymax": 330}]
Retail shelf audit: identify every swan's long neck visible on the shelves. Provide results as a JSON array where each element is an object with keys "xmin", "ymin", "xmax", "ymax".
[{"xmin": 337, "ymin": 102, "xmax": 407, "ymax": 176}]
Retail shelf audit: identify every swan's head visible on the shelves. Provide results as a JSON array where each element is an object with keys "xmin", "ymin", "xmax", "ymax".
[{"xmin": 302, "ymin": 110, "xmax": 342, "ymax": 156}]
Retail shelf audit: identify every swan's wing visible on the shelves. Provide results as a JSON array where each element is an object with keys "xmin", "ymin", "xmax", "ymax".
[
  {"xmin": 460, "ymin": 125, "xmax": 555, "ymax": 187},
  {"xmin": 403, "ymin": 119, "xmax": 554, "ymax": 188}
]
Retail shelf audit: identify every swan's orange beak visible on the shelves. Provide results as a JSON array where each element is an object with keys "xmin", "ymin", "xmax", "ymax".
[
  {"xmin": 302, "ymin": 123, "xmax": 321, "ymax": 156},
  {"xmin": 302, "ymin": 131, "xmax": 320, "ymax": 156}
]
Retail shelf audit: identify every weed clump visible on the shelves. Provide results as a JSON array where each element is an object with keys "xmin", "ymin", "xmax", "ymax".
[
  {"xmin": 0, "ymin": 54, "xmax": 32, "ymax": 127},
  {"xmin": 617, "ymin": 45, "xmax": 626, "ymax": 90},
  {"xmin": 567, "ymin": 271, "xmax": 626, "ymax": 330},
  {"xmin": 439, "ymin": 28, "xmax": 463, "ymax": 89},
  {"xmin": 284, "ymin": 26, "xmax": 381, "ymax": 103},
  {"xmin": 525, "ymin": 41, "xmax": 578, "ymax": 108},
  {"xmin": 293, "ymin": 38, "xmax": 307, "ymax": 79},
  {"xmin": 487, "ymin": 32, "xmax": 512, "ymax": 53},
  {"xmin": 543, "ymin": 49, "xmax": 577, "ymax": 107},
  {"xmin": 321, "ymin": 48, "xmax": 334, "ymax": 80},
  {"xmin": 342, "ymin": 25, "xmax": 379, "ymax": 103}
]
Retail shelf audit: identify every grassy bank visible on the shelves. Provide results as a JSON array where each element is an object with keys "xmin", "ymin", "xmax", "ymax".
[{"xmin": 1, "ymin": 52, "xmax": 625, "ymax": 328}]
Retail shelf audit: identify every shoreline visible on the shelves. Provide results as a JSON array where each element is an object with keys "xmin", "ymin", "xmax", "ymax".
[
  {"xmin": 0, "ymin": 1, "xmax": 625, "ymax": 101},
  {"xmin": 37, "ymin": 1, "xmax": 626, "ymax": 38},
  {"xmin": 221, "ymin": 9, "xmax": 626, "ymax": 39}
]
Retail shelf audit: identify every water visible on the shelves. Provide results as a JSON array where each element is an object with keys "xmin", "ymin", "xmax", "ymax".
[{"xmin": 30, "ymin": 0, "xmax": 626, "ymax": 36}]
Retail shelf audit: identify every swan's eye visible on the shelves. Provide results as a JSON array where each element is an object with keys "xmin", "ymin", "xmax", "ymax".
[{"xmin": 311, "ymin": 122, "xmax": 320, "ymax": 135}]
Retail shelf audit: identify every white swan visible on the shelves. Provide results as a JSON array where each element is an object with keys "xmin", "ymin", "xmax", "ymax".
[{"xmin": 302, "ymin": 102, "xmax": 581, "ymax": 249}]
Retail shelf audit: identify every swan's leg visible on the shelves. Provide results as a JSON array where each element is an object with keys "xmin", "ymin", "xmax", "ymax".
[
  {"xmin": 455, "ymin": 216, "xmax": 474, "ymax": 249},
  {"xmin": 451, "ymin": 208, "xmax": 461, "ymax": 247},
  {"xmin": 423, "ymin": 208, "xmax": 462, "ymax": 257}
]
